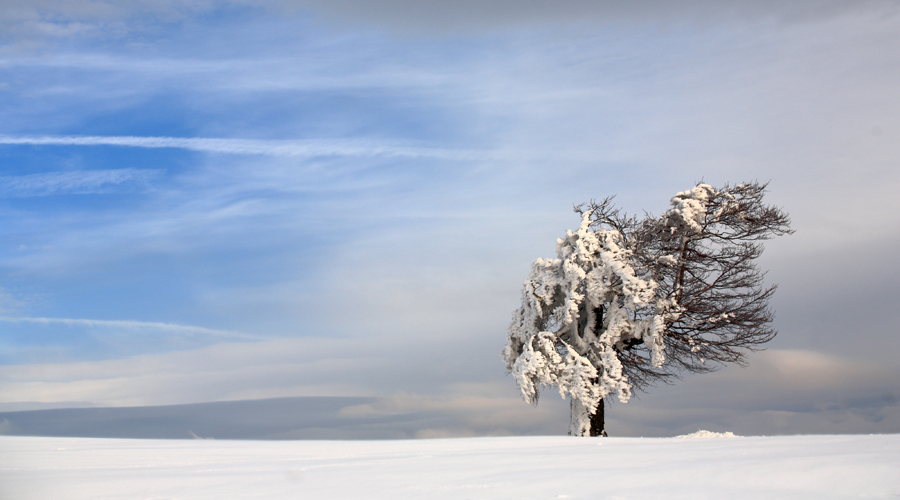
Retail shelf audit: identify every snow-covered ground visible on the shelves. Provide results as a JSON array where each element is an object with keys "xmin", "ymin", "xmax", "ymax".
[{"xmin": 2, "ymin": 434, "xmax": 898, "ymax": 499}]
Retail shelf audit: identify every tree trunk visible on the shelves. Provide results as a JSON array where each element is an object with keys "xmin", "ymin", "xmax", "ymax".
[
  {"xmin": 569, "ymin": 398, "xmax": 607, "ymax": 436},
  {"xmin": 589, "ymin": 398, "xmax": 607, "ymax": 437}
]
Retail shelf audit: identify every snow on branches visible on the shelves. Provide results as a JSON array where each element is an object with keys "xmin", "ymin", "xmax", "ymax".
[
  {"xmin": 502, "ymin": 210, "xmax": 675, "ymax": 434},
  {"xmin": 502, "ymin": 182, "xmax": 792, "ymax": 436}
]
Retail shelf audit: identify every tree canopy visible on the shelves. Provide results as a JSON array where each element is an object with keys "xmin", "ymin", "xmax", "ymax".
[{"xmin": 502, "ymin": 182, "xmax": 793, "ymax": 436}]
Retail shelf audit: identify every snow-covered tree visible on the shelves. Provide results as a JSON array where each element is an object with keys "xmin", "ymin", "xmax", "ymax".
[{"xmin": 502, "ymin": 182, "xmax": 792, "ymax": 436}]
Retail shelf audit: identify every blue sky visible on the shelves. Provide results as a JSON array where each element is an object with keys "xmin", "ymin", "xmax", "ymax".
[{"xmin": 1, "ymin": 0, "xmax": 899, "ymax": 436}]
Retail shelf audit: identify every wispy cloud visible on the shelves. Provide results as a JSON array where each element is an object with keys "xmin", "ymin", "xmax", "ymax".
[
  {"xmin": 0, "ymin": 135, "xmax": 483, "ymax": 160},
  {"xmin": 0, "ymin": 135, "xmax": 630, "ymax": 165},
  {"xmin": 0, "ymin": 316, "xmax": 260, "ymax": 340},
  {"xmin": 0, "ymin": 168, "xmax": 160, "ymax": 197}
]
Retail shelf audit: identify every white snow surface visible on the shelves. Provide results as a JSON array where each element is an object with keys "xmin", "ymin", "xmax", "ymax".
[
  {"xmin": 675, "ymin": 429, "xmax": 739, "ymax": 438},
  {"xmin": 2, "ymin": 434, "xmax": 899, "ymax": 499}
]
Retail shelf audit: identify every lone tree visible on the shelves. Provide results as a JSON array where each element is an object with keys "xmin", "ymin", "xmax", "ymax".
[{"xmin": 502, "ymin": 182, "xmax": 793, "ymax": 436}]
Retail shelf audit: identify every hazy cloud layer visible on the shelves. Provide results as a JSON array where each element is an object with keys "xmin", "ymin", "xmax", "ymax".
[
  {"xmin": 283, "ymin": 0, "xmax": 900, "ymax": 35},
  {"xmin": 4, "ymin": 1, "xmax": 899, "ymax": 40}
]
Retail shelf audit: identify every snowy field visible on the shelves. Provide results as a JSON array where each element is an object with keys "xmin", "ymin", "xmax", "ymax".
[{"xmin": 2, "ymin": 434, "xmax": 898, "ymax": 499}]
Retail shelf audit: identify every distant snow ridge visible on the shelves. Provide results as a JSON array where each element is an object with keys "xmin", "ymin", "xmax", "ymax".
[{"xmin": 675, "ymin": 430, "xmax": 739, "ymax": 439}]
